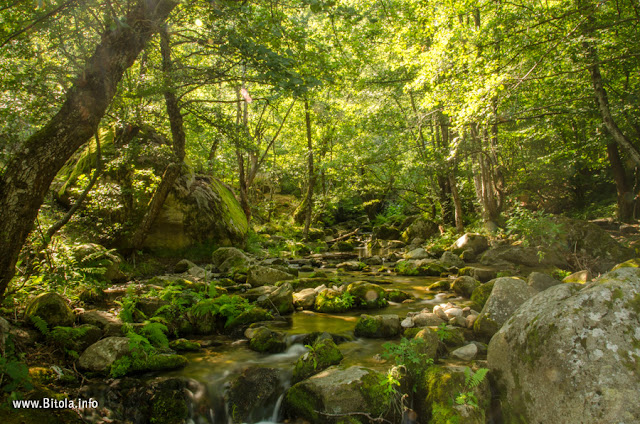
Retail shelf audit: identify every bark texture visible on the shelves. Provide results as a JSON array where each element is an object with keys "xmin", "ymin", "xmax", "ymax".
[{"xmin": 0, "ymin": 0, "xmax": 177, "ymax": 297}]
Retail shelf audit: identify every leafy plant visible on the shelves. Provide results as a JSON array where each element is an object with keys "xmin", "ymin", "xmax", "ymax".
[
  {"xmin": 139, "ymin": 321, "xmax": 169, "ymax": 348},
  {"xmin": 382, "ymin": 337, "xmax": 434, "ymax": 383},
  {"xmin": 191, "ymin": 294, "xmax": 255, "ymax": 327},
  {"xmin": 30, "ymin": 315, "xmax": 49, "ymax": 335},
  {"xmin": 505, "ymin": 207, "xmax": 565, "ymax": 248},
  {"xmin": 0, "ymin": 335, "xmax": 33, "ymax": 405},
  {"xmin": 455, "ymin": 367, "xmax": 489, "ymax": 408},
  {"xmin": 334, "ymin": 291, "xmax": 355, "ymax": 309},
  {"xmin": 436, "ymin": 322, "xmax": 452, "ymax": 342}
]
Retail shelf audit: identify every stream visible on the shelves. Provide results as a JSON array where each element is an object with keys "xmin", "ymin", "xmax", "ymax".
[{"xmin": 155, "ymin": 270, "xmax": 466, "ymax": 424}]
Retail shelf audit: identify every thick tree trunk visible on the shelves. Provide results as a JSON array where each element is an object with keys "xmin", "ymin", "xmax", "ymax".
[
  {"xmin": 606, "ymin": 141, "xmax": 635, "ymax": 222},
  {"xmin": 303, "ymin": 99, "xmax": 315, "ymax": 240},
  {"xmin": 132, "ymin": 26, "xmax": 185, "ymax": 250},
  {"xmin": 0, "ymin": 0, "xmax": 177, "ymax": 297}
]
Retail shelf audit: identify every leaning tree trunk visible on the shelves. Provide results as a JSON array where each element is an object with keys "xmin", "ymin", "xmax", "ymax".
[
  {"xmin": 132, "ymin": 26, "xmax": 185, "ymax": 250},
  {"xmin": 0, "ymin": 0, "xmax": 177, "ymax": 298}
]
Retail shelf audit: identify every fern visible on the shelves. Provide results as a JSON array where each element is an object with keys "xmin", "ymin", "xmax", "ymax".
[
  {"xmin": 30, "ymin": 315, "xmax": 49, "ymax": 335},
  {"xmin": 139, "ymin": 321, "xmax": 169, "ymax": 348},
  {"xmin": 455, "ymin": 367, "xmax": 489, "ymax": 409}
]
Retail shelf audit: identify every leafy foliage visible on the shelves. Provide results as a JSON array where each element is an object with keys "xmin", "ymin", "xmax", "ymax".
[
  {"xmin": 191, "ymin": 294, "xmax": 256, "ymax": 327},
  {"xmin": 382, "ymin": 337, "xmax": 434, "ymax": 383},
  {"xmin": 454, "ymin": 367, "xmax": 489, "ymax": 409},
  {"xmin": 505, "ymin": 207, "xmax": 565, "ymax": 248},
  {"xmin": 0, "ymin": 335, "xmax": 33, "ymax": 405}
]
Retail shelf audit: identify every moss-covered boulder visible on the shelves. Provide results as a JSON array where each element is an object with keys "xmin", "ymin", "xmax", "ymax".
[
  {"xmin": 488, "ymin": 267, "xmax": 640, "ymax": 423},
  {"xmin": 440, "ymin": 251, "xmax": 465, "ymax": 268},
  {"xmin": 562, "ymin": 270, "xmax": 592, "ymax": 284},
  {"xmin": 314, "ymin": 289, "xmax": 353, "ymax": 313},
  {"xmin": 248, "ymin": 327, "xmax": 287, "ymax": 353},
  {"xmin": 451, "ymin": 276, "xmax": 481, "ymax": 298},
  {"xmin": 226, "ymin": 307, "xmax": 272, "ymax": 330},
  {"xmin": 402, "ymin": 217, "xmax": 439, "ymax": 242},
  {"xmin": 354, "ymin": 314, "xmax": 401, "ymax": 338},
  {"xmin": 147, "ymin": 378, "xmax": 190, "ymax": 424},
  {"xmin": 25, "ymin": 293, "xmax": 75, "ymax": 328},
  {"xmin": 373, "ymin": 224, "xmax": 402, "ymax": 240},
  {"xmin": 428, "ymin": 280, "xmax": 451, "ymax": 291},
  {"xmin": 385, "ymin": 289, "xmax": 413, "ymax": 303},
  {"xmin": 247, "ymin": 265, "xmax": 295, "ymax": 287},
  {"xmin": 480, "ymin": 245, "xmax": 568, "ymax": 268},
  {"xmin": 336, "ymin": 261, "xmax": 366, "ymax": 271},
  {"xmin": 293, "ymin": 338, "xmax": 344, "ymax": 383},
  {"xmin": 412, "ymin": 328, "xmax": 443, "ymax": 360},
  {"xmin": 144, "ymin": 174, "xmax": 248, "ymax": 250},
  {"xmin": 346, "ymin": 281, "xmax": 388, "ymax": 309},
  {"xmin": 473, "ymin": 277, "xmax": 536, "ymax": 339},
  {"xmin": 458, "ymin": 267, "xmax": 497, "ymax": 283},
  {"xmin": 416, "ymin": 365, "xmax": 491, "ymax": 424},
  {"xmin": 395, "ymin": 259, "xmax": 447, "ymax": 276},
  {"xmin": 227, "ymin": 367, "xmax": 282, "ymax": 423},
  {"xmin": 470, "ymin": 281, "xmax": 495, "ymax": 310},
  {"xmin": 283, "ymin": 366, "xmax": 396, "ymax": 423},
  {"xmin": 212, "ymin": 247, "xmax": 252, "ymax": 273}
]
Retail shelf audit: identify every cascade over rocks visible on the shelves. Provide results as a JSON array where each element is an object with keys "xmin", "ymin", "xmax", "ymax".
[{"xmin": 488, "ymin": 267, "xmax": 640, "ymax": 423}]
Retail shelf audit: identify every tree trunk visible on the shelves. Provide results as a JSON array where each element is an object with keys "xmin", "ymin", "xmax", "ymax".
[
  {"xmin": 471, "ymin": 123, "xmax": 501, "ymax": 226},
  {"xmin": 132, "ymin": 25, "xmax": 185, "ymax": 250},
  {"xmin": 448, "ymin": 173, "xmax": 464, "ymax": 232},
  {"xmin": 44, "ymin": 129, "xmax": 103, "ymax": 245},
  {"xmin": 0, "ymin": 0, "xmax": 177, "ymax": 298},
  {"xmin": 606, "ymin": 141, "xmax": 635, "ymax": 222},
  {"xmin": 303, "ymin": 98, "xmax": 315, "ymax": 240}
]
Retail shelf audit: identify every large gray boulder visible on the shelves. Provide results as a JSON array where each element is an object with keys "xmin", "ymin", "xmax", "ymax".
[
  {"xmin": 354, "ymin": 314, "xmax": 401, "ymax": 338},
  {"xmin": 527, "ymin": 271, "xmax": 561, "ymax": 292},
  {"xmin": 256, "ymin": 282, "xmax": 294, "ymax": 315},
  {"xmin": 402, "ymin": 217, "xmax": 439, "ymax": 243},
  {"xmin": 212, "ymin": 247, "xmax": 252, "ymax": 272},
  {"xmin": 488, "ymin": 267, "xmax": 640, "ymax": 423},
  {"xmin": 78, "ymin": 337, "xmax": 131, "ymax": 372},
  {"xmin": 247, "ymin": 265, "xmax": 295, "ymax": 287},
  {"xmin": 480, "ymin": 245, "xmax": 568, "ymax": 268},
  {"xmin": 473, "ymin": 277, "xmax": 536, "ymax": 338},
  {"xmin": 283, "ymin": 366, "xmax": 395, "ymax": 423}
]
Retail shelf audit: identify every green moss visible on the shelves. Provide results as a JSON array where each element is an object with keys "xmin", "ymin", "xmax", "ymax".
[
  {"xmin": 470, "ymin": 281, "xmax": 495, "ymax": 310},
  {"xmin": 150, "ymin": 392, "xmax": 189, "ymax": 424},
  {"xmin": 612, "ymin": 258, "xmax": 640, "ymax": 270},
  {"xmin": 403, "ymin": 327, "xmax": 422, "ymax": 339},
  {"xmin": 284, "ymin": 384, "xmax": 320, "ymax": 422},
  {"xmin": 385, "ymin": 289, "xmax": 413, "ymax": 303},
  {"xmin": 212, "ymin": 179, "xmax": 249, "ymax": 245},
  {"xmin": 347, "ymin": 282, "xmax": 388, "ymax": 309},
  {"xmin": 226, "ymin": 307, "xmax": 272, "ymax": 329},
  {"xmin": 359, "ymin": 371, "xmax": 392, "ymax": 417},
  {"xmin": 612, "ymin": 288, "xmax": 624, "ymax": 301},
  {"xmin": 135, "ymin": 354, "xmax": 188, "ymax": 372},
  {"xmin": 249, "ymin": 327, "xmax": 286, "ymax": 353},
  {"xmin": 627, "ymin": 293, "xmax": 640, "ymax": 315},
  {"xmin": 395, "ymin": 261, "xmax": 420, "ymax": 276},
  {"xmin": 458, "ymin": 267, "xmax": 472, "ymax": 276},
  {"xmin": 292, "ymin": 338, "xmax": 343, "ymax": 383},
  {"xmin": 169, "ymin": 338, "xmax": 201, "ymax": 352},
  {"xmin": 354, "ymin": 315, "xmax": 380, "ymax": 337},
  {"xmin": 428, "ymin": 280, "xmax": 451, "ymax": 291}
]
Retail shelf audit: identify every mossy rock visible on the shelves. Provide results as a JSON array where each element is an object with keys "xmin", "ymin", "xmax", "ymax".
[
  {"xmin": 283, "ymin": 366, "xmax": 395, "ymax": 424},
  {"xmin": 416, "ymin": 365, "xmax": 490, "ymax": 424},
  {"xmin": 227, "ymin": 367, "xmax": 281, "ymax": 423},
  {"xmin": 131, "ymin": 354, "xmax": 188, "ymax": 373},
  {"xmin": 385, "ymin": 289, "xmax": 413, "ymax": 303},
  {"xmin": 451, "ymin": 276, "xmax": 481, "ymax": 298},
  {"xmin": 212, "ymin": 247, "xmax": 252, "ymax": 273},
  {"xmin": 428, "ymin": 280, "xmax": 451, "ymax": 291},
  {"xmin": 470, "ymin": 281, "xmax": 495, "ymax": 310},
  {"xmin": 169, "ymin": 338, "xmax": 201, "ymax": 352},
  {"xmin": 346, "ymin": 281, "xmax": 388, "ymax": 309},
  {"xmin": 25, "ymin": 293, "xmax": 75, "ymax": 328},
  {"xmin": 292, "ymin": 338, "xmax": 344, "ymax": 383},
  {"xmin": 226, "ymin": 307, "xmax": 272, "ymax": 330},
  {"xmin": 314, "ymin": 289, "xmax": 352, "ymax": 313},
  {"xmin": 248, "ymin": 327, "xmax": 287, "ymax": 353},
  {"xmin": 148, "ymin": 378, "xmax": 190, "ymax": 424},
  {"xmin": 354, "ymin": 314, "xmax": 401, "ymax": 338}
]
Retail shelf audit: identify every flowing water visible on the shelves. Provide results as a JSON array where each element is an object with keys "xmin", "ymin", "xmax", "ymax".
[{"xmin": 158, "ymin": 270, "xmax": 468, "ymax": 424}]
